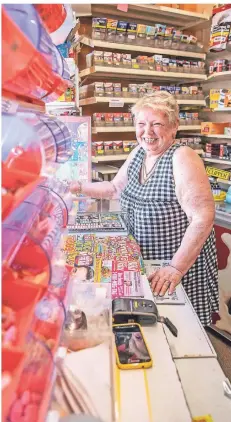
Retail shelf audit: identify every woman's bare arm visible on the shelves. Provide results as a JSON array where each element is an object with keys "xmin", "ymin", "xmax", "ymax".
[
  {"xmin": 171, "ymin": 146, "xmax": 215, "ymax": 274},
  {"xmin": 70, "ymin": 146, "xmax": 140, "ymax": 199}
]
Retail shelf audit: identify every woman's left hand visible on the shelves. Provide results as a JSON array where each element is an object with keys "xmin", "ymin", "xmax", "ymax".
[{"xmin": 148, "ymin": 266, "xmax": 183, "ymax": 296}]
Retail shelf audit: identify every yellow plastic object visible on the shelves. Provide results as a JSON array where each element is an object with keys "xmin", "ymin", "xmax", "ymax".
[
  {"xmin": 192, "ymin": 415, "xmax": 214, "ymax": 422},
  {"xmin": 213, "ymin": 191, "xmax": 226, "ymax": 201}
]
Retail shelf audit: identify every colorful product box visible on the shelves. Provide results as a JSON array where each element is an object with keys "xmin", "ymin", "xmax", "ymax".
[
  {"xmin": 104, "ymin": 141, "xmax": 114, "ymax": 154},
  {"xmin": 103, "ymin": 51, "xmax": 113, "ymax": 66},
  {"xmin": 201, "ymin": 122, "xmax": 227, "ymax": 135},
  {"xmin": 106, "ymin": 18, "xmax": 118, "ymax": 42},
  {"xmin": 105, "ymin": 113, "xmax": 114, "ymax": 126},
  {"xmin": 126, "ymin": 22, "xmax": 137, "ymax": 42}
]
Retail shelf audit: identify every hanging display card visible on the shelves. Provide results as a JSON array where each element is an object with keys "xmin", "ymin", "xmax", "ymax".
[{"xmin": 55, "ymin": 116, "xmax": 91, "ymax": 185}]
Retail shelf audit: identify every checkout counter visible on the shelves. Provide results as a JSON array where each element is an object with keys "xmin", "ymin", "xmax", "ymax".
[{"xmin": 61, "ymin": 198, "xmax": 231, "ymax": 422}]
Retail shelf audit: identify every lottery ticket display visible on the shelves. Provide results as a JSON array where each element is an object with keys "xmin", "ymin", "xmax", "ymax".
[
  {"xmin": 55, "ymin": 116, "xmax": 91, "ymax": 186},
  {"xmin": 144, "ymin": 260, "xmax": 186, "ymax": 305},
  {"xmin": 63, "ymin": 234, "xmax": 144, "ymax": 299},
  {"xmin": 68, "ymin": 212, "xmax": 128, "ymax": 233}
]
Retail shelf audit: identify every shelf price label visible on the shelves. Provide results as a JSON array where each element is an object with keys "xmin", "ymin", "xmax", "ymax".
[
  {"xmin": 109, "ymin": 98, "xmax": 125, "ymax": 108},
  {"xmin": 206, "ymin": 166, "xmax": 230, "ymax": 180}
]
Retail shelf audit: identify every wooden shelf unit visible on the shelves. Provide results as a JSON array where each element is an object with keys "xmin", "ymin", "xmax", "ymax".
[
  {"xmin": 76, "ymin": 6, "xmax": 210, "ymax": 177},
  {"xmin": 92, "ymin": 150, "xmax": 203, "ymax": 163},
  {"xmin": 80, "ymin": 97, "xmax": 206, "ymax": 107},
  {"xmin": 203, "ymin": 158, "xmax": 231, "ymax": 165},
  {"xmin": 207, "ymin": 71, "xmax": 231, "ymax": 81},
  {"xmin": 202, "ymin": 135, "xmax": 231, "ymax": 139},
  {"xmin": 89, "ymin": 4, "xmax": 210, "ymax": 29},
  {"xmin": 92, "ymin": 154, "xmax": 129, "ymax": 163},
  {"xmin": 80, "ymin": 37, "xmax": 206, "ymax": 60},
  {"xmin": 92, "ymin": 125, "xmax": 201, "ymax": 134},
  {"xmin": 79, "ymin": 66, "xmax": 207, "ymax": 82}
]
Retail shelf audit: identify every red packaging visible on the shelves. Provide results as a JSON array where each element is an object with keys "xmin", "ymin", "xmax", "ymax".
[
  {"xmin": 206, "ymin": 143, "xmax": 212, "ymax": 156},
  {"xmin": 93, "ymin": 113, "xmax": 105, "ymax": 126},
  {"xmin": 105, "ymin": 113, "xmax": 114, "ymax": 126},
  {"xmin": 92, "ymin": 141, "xmax": 104, "ymax": 156},
  {"xmin": 9, "ymin": 335, "xmax": 54, "ymax": 422},
  {"xmin": 104, "ymin": 140, "xmax": 114, "ymax": 154},
  {"xmin": 114, "ymin": 113, "xmax": 123, "ymax": 126},
  {"xmin": 2, "ymin": 348, "xmax": 25, "ymax": 422},
  {"xmin": 2, "ymin": 8, "xmax": 70, "ymax": 101},
  {"xmin": 2, "ymin": 278, "xmax": 41, "ymax": 348},
  {"xmin": 113, "ymin": 140, "xmax": 123, "ymax": 151},
  {"xmin": 35, "ymin": 5, "xmax": 67, "ymax": 33},
  {"xmin": 123, "ymin": 113, "xmax": 133, "ymax": 125},
  {"xmin": 220, "ymin": 144, "xmax": 224, "ymax": 158}
]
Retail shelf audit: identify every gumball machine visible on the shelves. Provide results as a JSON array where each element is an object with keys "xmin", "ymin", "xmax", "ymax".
[{"xmin": 1, "ymin": 4, "xmax": 78, "ymax": 422}]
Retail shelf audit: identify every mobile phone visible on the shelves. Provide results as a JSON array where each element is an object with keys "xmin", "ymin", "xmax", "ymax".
[{"xmin": 113, "ymin": 323, "xmax": 153, "ymax": 370}]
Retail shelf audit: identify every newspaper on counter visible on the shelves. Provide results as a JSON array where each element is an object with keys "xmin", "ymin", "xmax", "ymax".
[{"xmin": 144, "ymin": 260, "xmax": 186, "ymax": 305}]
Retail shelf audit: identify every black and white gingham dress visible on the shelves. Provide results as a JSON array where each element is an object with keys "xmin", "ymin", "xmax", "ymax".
[{"xmin": 120, "ymin": 144, "xmax": 219, "ymax": 326}]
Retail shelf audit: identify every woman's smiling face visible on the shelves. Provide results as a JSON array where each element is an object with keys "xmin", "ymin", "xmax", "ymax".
[{"xmin": 135, "ymin": 107, "xmax": 178, "ymax": 156}]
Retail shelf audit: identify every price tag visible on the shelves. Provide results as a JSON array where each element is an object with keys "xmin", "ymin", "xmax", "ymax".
[{"xmin": 109, "ymin": 98, "xmax": 125, "ymax": 108}]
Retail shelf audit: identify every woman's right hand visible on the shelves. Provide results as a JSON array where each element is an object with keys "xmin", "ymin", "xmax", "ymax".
[{"xmin": 69, "ymin": 181, "xmax": 81, "ymax": 194}]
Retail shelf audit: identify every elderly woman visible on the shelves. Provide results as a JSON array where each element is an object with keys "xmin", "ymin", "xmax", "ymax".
[{"xmin": 71, "ymin": 92, "xmax": 219, "ymax": 326}]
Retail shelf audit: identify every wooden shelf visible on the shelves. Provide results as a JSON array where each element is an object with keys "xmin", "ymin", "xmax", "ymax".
[
  {"xmin": 90, "ymin": 4, "xmax": 210, "ymax": 29},
  {"xmin": 46, "ymin": 101, "xmax": 75, "ymax": 108},
  {"xmin": 202, "ymin": 134, "xmax": 231, "ymax": 139},
  {"xmin": 176, "ymin": 125, "xmax": 201, "ymax": 131},
  {"xmin": 92, "ymin": 164, "xmax": 119, "ymax": 174},
  {"xmin": 92, "ymin": 155, "xmax": 129, "ymax": 163},
  {"xmin": 79, "ymin": 66, "xmax": 207, "ymax": 82},
  {"xmin": 80, "ymin": 97, "xmax": 206, "ymax": 107},
  {"xmin": 92, "ymin": 126, "xmax": 134, "ymax": 133},
  {"xmin": 212, "ymin": 108, "xmax": 231, "ymax": 112},
  {"xmin": 207, "ymin": 71, "xmax": 231, "ymax": 81},
  {"xmin": 92, "ymin": 125, "xmax": 201, "ymax": 134},
  {"xmin": 217, "ymin": 178, "xmax": 231, "ymax": 185},
  {"xmin": 80, "ymin": 37, "xmax": 206, "ymax": 60},
  {"xmin": 92, "ymin": 149, "xmax": 203, "ymax": 163},
  {"xmin": 203, "ymin": 157, "xmax": 231, "ymax": 165}
]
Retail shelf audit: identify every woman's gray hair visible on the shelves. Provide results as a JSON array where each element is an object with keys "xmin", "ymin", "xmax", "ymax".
[{"xmin": 131, "ymin": 91, "xmax": 179, "ymax": 126}]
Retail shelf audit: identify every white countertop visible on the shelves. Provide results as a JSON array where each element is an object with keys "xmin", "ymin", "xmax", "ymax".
[
  {"xmin": 116, "ymin": 268, "xmax": 231, "ymax": 422},
  {"xmin": 54, "ymin": 200, "xmax": 231, "ymax": 421}
]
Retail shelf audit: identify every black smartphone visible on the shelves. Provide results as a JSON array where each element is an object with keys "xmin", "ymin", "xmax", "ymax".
[{"xmin": 113, "ymin": 323, "xmax": 152, "ymax": 369}]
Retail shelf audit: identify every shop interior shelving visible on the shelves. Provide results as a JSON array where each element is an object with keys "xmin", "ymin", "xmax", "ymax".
[
  {"xmin": 83, "ymin": 4, "xmax": 211, "ymax": 28},
  {"xmin": 46, "ymin": 101, "xmax": 75, "ymax": 109},
  {"xmin": 92, "ymin": 149, "xmax": 203, "ymax": 164},
  {"xmin": 212, "ymin": 109, "xmax": 231, "ymax": 112},
  {"xmin": 203, "ymin": 134, "xmax": 231, "ymax": 139},
  {"xmin": 80, "ymin": 97, "xmax": 206, "ymax": 106},
  {"xmin": 79, "ymin": 66, "xmax": 207, "ymax": 81},
  {"xmin": 203, "ymin": 158, "xmax": 231, "ymax": 165},
  {"xmin": 217, "ymin": 179, "xmax": 231, "ymax": 185},
  {"xmin": 199, "ymin": 39, "xmax": 231, "ymax": 193},
  {"xmin": 80, "ymin": 36, "xmax": 206, "ymax": 60},
  {"xmin": 76, "ymin": 4, "xmax": 211, "ymax": 180},
  {"xmin": 207, "ymin": 70, "xmax": 231, "ymax": 81},
  {"xmin": 92, "ymin": 125, "xmax": 202, "ymax": 134}
]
